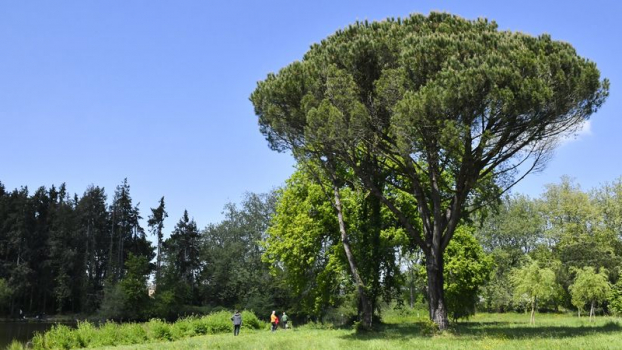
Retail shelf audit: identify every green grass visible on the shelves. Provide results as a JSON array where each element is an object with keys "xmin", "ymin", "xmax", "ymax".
[{"xmin": 88, "ymin": 313, "xmax": 622, "ymax": 350}]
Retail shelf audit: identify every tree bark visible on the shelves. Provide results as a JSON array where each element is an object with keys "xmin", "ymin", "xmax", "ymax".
[
  {"xmin": 530, "ymin": 298, "xmax": 536, "ymax": 324},
  {"xmin": 409, "ymin": 265, "xmax": 414, "ymax": 309},
  {"xmin": 425, "ymin": 249, "xmax": 449, "ymax": 330},
  {"xmin": 332, "ymin": 183, "xmax": 373, "ymax": 329}
]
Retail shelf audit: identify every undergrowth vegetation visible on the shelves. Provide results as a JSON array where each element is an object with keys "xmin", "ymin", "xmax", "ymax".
[{"xmin": 10, "ymin": 310, "xmax": 261, "ymax": 350}]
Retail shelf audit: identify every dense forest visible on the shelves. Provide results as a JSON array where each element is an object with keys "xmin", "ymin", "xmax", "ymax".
[
  {"xmin": 0, "ymin": 179, "xmax": 285, "ymax": 321},
  {"xmin": 1, "ymin": 175, "xmax": 622, "ymax": 323}
]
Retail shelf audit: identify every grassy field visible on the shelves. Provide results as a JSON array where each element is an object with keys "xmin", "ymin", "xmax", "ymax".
[{"xmin": 88, "ymin": 312, "xmax": 622, "ymax": 350}]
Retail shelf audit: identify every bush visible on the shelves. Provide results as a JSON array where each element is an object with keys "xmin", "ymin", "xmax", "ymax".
[
  {"xmin": 189, "ymin": 317, "xmax": 209, "ymax": 335},
  {"xmin": 241, "ymin": 310, "xmax": 262, "ymax": 330},
  {"xmin": 28, "ymin": 310, "xmax": 264, "ymax": 349},
  {"xmin": 6, "ymin": 340, "xmax": 25, "ymax": 350},
  {"xmin": 170, "ymin": 317, "xmax": 197, "ymax": 339},
  {"xmin": 73, "ymin": 321, "xmax": 96, "ymax": 348},
  {"xmin": 417, "ymin": 318, "xmax": 440, "ymax": 336},
  {"xmin": 203, "ymin": 311, "xmax": 232, "ymax": 334},
  {"xmin": 89, "ymin": 321, "xmax": 119, "ymax": 347},
  {"xmin": 36, "ymin": 324, "xmax": 79, "ymax": 350},
  {"xmin": 145, "ymin": 319, "xmax": 173, "ymax": 341},
  {"xmin": 117, "ymin": 323, "xmax": 148, "ymax": 345}
]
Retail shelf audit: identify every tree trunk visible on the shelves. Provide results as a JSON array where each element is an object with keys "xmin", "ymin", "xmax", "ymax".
[
  {"xmin": 155, "ymin": 234, "xmax": 162, "ymax": 288},
  {"xmin": 425, "ymin": 250, "xmax": 449, "ymax": 330},
  {"xmin": 409, "ymin": 265, "xmax": 414, "ymax": 309},
  {"xmin": 590, "ymin": 300, "xmax": 595, "ymax": 322},
  {"xmin": 332, "ymin": 183, "xmax": 373, "ymax": 329},
  {"xmin": 530, "ymin": 299, "xmax": 535, "ymax": 325}
]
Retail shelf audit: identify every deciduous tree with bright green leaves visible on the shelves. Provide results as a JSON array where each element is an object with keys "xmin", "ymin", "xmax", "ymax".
[
  {"xmin": 569, "ymin": 267, "xmax": 611, "ymax": 321},
  {"xmin": 264, "ymin": 169, "xmax": 407, "ymax": 321},
  {"xmin": 251, "ymin": 12, "xmax": 608, "ymax": 329},
  {"xmin": 444, "ymin": 226, "xmax": 493, "ymax": 321},
  {"xmin": 511, "ymin": 259, "xmax": 558, "ymax": 324},
  {"xmin": 610, "ymin": 278, "xmax": 622, "ymax": 317}
]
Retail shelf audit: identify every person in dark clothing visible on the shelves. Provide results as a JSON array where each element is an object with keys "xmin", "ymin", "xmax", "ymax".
[{"xmin": 231, "ymin": 310, "xmax": 242, "ymax": 336}]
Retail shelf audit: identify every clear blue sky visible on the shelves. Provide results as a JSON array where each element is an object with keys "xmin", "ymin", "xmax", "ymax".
[{"xmin": 1, "ymin": 0, "xmax": 620, "ymax": 233}]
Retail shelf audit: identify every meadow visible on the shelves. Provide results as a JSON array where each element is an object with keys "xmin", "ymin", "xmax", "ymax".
[
  {"xmin": 96, "ymin": 313, "xmax": 622, "ymax": 350},
  {"xmin": 16, "ymin": 311, "xmax": 620, "ymax": 350}
]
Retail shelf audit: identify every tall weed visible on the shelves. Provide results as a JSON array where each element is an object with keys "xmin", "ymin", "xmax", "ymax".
[{"xmin": 24, "ymin": 310, "xmax": 264, "ymax": 349}]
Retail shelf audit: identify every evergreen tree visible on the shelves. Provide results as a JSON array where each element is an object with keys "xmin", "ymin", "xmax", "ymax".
[
  {"xmin": 161, "ymin": 210, "xmax": 201, "ymax": 304},
  {"xmin": 75, "ymin": 185, "xmax": 111, "ymax": 313},
  {"xmin": 148, "ymin": 197, "xmax": 167, "ymax": 289},
  {"xmin": 251, "ymin": 12, "xmax": 608, "ymax": 329},
  {"xmin": 108, "ymin": 179, "xmax": 154, "ymax": 281}
]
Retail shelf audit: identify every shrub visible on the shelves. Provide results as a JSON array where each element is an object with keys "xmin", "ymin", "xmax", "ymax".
[
  {"xmin": 241, "ymin": 310, "xmax": 262, "ymax": 330},
  {"xmin": 417, "ymin": 318, "xmax": 440, "ymax": 336},
  {"xmin": 39, "ymin": 324, "xmax": 79, "ymax": 350},
  {"xmin": 145, "ymin": 319, "xmax": 172, "ymax": 341},
  {"xmin": 89, "ymin": 321, "xmax": 120, "ymax": 347},
  {"xmin": 28, "ymin": 309, "xmax": 264, "ymax": 349},
  {"xmin": 117, "ymin": 323, "xmax": 148, "ymax": 345},
  {"xmin": 6, "ymin": 340, "xmax": 25, "ymax": 350},
  {"xmin": 170, "ymin": 317, "xmax": 196, "ymax": 339},
  {"xmin": 189, "ymin": 317, "xmax": 209, "ymax": 335},
  {"xmin": 203, "ymin": 311, "xmax": 231, "ymax": 334},
  {"xmin": 73, "ymin": 321, "xmax": 96, "ymax": 348}
]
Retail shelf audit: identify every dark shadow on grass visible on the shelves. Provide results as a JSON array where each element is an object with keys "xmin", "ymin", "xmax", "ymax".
[
  {"xmin": 339, "ymin": 321, "xmax": 622, "ymax": 341},
  {"xmin": 338, "ymin": 323, "xmax": 433, "ymax": 341},
  {"xmin": 453, "ymin": 321, "xmax": 622, "ymax": 340}
]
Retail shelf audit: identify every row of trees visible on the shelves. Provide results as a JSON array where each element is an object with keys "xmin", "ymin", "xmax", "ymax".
[
  {"xmin": 262, "ymin": 172, "xmax": 622, "ymax": 326},
  {"xmin": 1, "ymin": 175, "xmax": 622, "ymax": 326},
  {"xmin": 0, "ymin": 179, "xmax": 151, "ymax": 316},
  {"xmin": 476, "ymin": 177, "xmax": 622, "ymax": 321},
  {"xmin": 0, "ymin": 179, "xmax": 285, "ymax": 320}
]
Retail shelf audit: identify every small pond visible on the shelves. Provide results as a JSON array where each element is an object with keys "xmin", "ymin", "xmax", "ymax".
[{"xmin": 0, "ymin": 321, "xmax": 75, "ymax": 349}]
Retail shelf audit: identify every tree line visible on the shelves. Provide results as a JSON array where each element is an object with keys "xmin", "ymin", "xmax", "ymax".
[
  {"xmin": 476, "ymin": 177, "xmax": 622, "ymax": 320},
  {"xmin": 0, "ymin": 13, "xmax": 613, "ymax": 330},
  {"xmin": 0, "ymin": 179, "xmax": 286, "ymax": 321},
  {"xmin": 1, "ymin": 175, "xmax": 621, "ymax": 325}
]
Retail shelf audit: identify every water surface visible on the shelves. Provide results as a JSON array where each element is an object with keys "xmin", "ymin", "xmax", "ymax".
[{"xmin": 0, "ymin": 321, "xmax": 74, "ymax": 349}]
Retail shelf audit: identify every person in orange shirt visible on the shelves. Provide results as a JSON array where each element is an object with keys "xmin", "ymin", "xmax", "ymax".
[{"xmin": 270, "ymin": 310, "xmax": 278, "ymax": 332}]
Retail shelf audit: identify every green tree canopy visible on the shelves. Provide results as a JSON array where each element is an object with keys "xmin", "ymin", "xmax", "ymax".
[
  {"xmin": 264, "ymin": 169, "xmax": 406, "ymax": 319},
  {"xmin": 251, "ymin": 12, "xmax": 608, "ymax": 329},
  {"xmin": 444, "ymin": 226, "xmax": 493, "ymax": 321},
  {"xmin": 511, "ymin": 259, "xmax": 557, "ymax": 324},
  {"xmin": 569, "ymin": 266, "xmax": 611, "ymax": 320}
]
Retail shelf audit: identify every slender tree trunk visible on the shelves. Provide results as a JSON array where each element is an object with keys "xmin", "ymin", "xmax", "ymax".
[
  {"xmin": 425, "ymin": 249, "xmax": 449, "ymax": 330},
  {"xmin": 108, "ymin": 209, "xmax": 115, "ymax": 281},
  {"xmin": 590, "ymin": 301, "xmax": 595, "ymax": 322},
  {"xmin": 409, "ymin": 265, "xmax": 414, "ymax": 309},
  {"xmin": 332, "ymin": 183, "xmax": 373, "ymax": 329},
  {"xmin": 155, "ymin": 232, "xmax": 162, "ymax": 288},
  {"xmin": 530, "ymin": 299, "xmax": 535, "ymax": 325}
]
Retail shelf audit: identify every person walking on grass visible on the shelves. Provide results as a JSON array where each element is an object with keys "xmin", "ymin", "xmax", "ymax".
[
  {"xmin": 270, "ymin": 310, "xmax": 277, "ymax": 332},
  {"xmin": 281, "ymin": 312, "xmax": 288, "ymax": 329},
  {"xmin": 231, "ymin": 310, "xmax": 242, "ymax": 336}
]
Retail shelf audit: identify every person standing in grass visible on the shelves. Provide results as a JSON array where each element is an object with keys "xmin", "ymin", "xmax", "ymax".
[
  {"xmin": 281, "ymin": 312, "xmax": 288, "ymax": 329},
  {"xmin": 231, "ymin": 310, "xmax": 242, "ymax": 336},
  {"xmin": 270, "ymin": 310, "xmax": 277, "ymax": 332}
]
